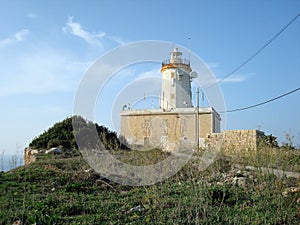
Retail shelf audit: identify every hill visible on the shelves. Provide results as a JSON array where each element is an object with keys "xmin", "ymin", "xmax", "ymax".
[
  {"xmin": 29, "ymin": 116, "xmax": 128, "ymax": 150},
  {"xmin": 1, "ymin": 144, "xmax": 300, "ymax": 224}
]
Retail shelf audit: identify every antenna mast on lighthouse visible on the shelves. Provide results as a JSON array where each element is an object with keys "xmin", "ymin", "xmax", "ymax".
[{"xmin": 188, "ymin": 37, "xmax": 191, "ymax": 62}]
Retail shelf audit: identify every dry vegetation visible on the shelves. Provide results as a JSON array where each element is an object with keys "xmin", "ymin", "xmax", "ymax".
[{"xmin": 0, "ymin": 143, "xmax": 299, "ymax": 224}]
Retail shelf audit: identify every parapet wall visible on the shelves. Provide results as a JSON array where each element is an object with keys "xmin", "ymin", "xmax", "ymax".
[{"xmin": 206, "ymin": 130, "xmax": 265, "ymax": 154}]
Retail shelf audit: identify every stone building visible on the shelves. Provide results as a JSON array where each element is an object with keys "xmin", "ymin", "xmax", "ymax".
[
  {"xmin": 120, "ymin": 48, "xmax": 221, "ymax": 151},
  {"xmin": 120, "ymin": 48, "xmax": 264, "ymax": 151}
]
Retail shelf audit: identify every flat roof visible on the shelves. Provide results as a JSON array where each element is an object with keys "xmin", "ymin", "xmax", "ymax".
[{"xmin": 120, "ymin": 107, "xmax": 220, "ymax": 117}]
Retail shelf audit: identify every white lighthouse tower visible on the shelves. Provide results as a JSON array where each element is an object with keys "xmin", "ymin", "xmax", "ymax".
[
  {"xmin": 121, "ymin": 46, "xmax": 221, "ymax": 151},
  {"xmin": 160, "ymin": 48, "xmax": 193, "ymax": 110}
]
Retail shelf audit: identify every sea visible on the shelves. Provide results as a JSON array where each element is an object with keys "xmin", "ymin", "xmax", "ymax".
[{"xmin": 0, "ymin": 153, "xmax": 24, "ymax": 172}]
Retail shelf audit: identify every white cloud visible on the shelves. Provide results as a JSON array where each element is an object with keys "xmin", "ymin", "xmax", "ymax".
[
  {"xmin": 108, "ymin": 35, "xmax": 127, "ymax": 45},
  {"xmin": 26, "ymin": 13, "xmax": 38, "ymax": 18},
  {"xmin": 63, "ymin": 16, "xmax": 106, "ymax": 47},
  {"xmin": 192, "ymin": 73, "xmax": 250, "ymax": 90},
  {"xmin": 136, "ymin": 68, "xmax": 161, "ymax": 79},
  {"xmin": 15, "ymin": 29, "xmax": 29, "ymax": 41},
  {"xmin": 207, "ymin": 62, "xmax": 219, "ymax": 69},
  {"xmin": 0, "ymin": 29, "xmax": 29, "ymax": 48},
  {"xmin": 217, "ymin": 74, "xmax": 249, "ymax": 83}
]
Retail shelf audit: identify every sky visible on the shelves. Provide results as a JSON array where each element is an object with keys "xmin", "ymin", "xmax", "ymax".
[{"xmin": 0, "ymin": 0, "xmax": 300, "ymax": 156}]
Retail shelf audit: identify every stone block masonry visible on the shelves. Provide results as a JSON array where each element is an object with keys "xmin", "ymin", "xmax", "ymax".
[
  {"xmin": 206, "ymin": 130, "xmax": 265, "ymax": 154},
  {"xmin": 121, "ymin": 108, "xmax": 264, "ymax": 153},
  {"xmin": 120, "ymin": 107, "xmax": 220, "ymax": 151}
]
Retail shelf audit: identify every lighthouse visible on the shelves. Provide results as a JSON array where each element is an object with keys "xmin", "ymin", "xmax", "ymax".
[
  {"xmin": 120, "ymin": 46, "xmax": 220, "ymax": 151},
  {"xmin": 160, "ymin": 48, "xmax": 193, "ymax": 110}
]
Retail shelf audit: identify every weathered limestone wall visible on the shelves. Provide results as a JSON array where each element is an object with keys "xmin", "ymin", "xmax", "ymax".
[
  {"xmin": 120, "ymin": 108, "xmax": 220, "ymax": 151},
  {"xmin": 121, "ymin": 105, "xmax": 263, "ymax": 152},
  {"xmin": 206, "ymin": 130, "xmax": 265, "ymax": 154}
]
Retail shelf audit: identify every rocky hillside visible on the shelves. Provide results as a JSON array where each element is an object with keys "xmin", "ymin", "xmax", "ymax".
[{"xmin": 1, "ymin": 145, "xmax": 300, "ymax": 224}]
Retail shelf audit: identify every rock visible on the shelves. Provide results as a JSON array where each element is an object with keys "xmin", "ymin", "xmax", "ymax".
[
  {"xmin": 216, "ymin": 182, "xmax": 224, "ymax": 186},
  {"xmin": 45, "ymin": 147, "xmax": 62, "ymax": 154},
  {"xmin": 235, "ymin": 170, "xmax": 242, "ymax": 175},
  {"xmin": 12, "ymin": 220, "xmax": 22, "ymax": 225},
  {"xmin": 282, "ymin": 187, "xmax": 300, "ymax": 197},
  {"xmin": 129, "ymin": 205, "xmax": 143, "ymax": 212},
  {"xmin": 29, "ymin": 149, "xmax": 39, "ymax": 154},
  {"xmin": 84, "ymin": 169, "xmax": 92, "ymax": 173},
  {"xmin": 24, "ymin": 147, "xmax": 37, "ymax": 166},
  {"xmin": 232, "ymin": 177, "xmax": 247, "ymax": 188},
  {"xmin": 245, "ymin": 166, "xmax": 300, "ymax": 179}
]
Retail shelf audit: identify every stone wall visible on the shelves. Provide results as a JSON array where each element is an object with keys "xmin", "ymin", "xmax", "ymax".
[
  {"xmin": 206, "ymin": 130, "xmax": 265, "ymax": 154},
  {"xmin": 24, "ymin": 130, "xmax": 264, "ymax": 166},
  {"xmin": 120, "ymin": 108, "xmax": 264, "ymax": 153},
  {"xmin": 120, "ymin": 108, "xmax": 220, "ymax": 151}
]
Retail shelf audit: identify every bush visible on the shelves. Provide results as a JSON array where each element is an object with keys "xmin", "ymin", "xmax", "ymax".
[{"xmin": 29, "ymin": 116, "xmax": 129, "ymax": 151}]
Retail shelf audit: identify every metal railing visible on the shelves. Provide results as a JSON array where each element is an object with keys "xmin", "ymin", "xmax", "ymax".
[{"xmin": 162, "ymin": 58, "xmax": 190, "ymax": 67}]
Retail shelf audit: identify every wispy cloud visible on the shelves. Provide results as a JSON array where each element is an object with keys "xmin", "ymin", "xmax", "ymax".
[
  {"xmin": 15, "ymin": 29, "xmax": 29, "ymax": 41},
  {"xmin": 198, "ymin": 61, "xmax": 250, "ymax": 86},
  {"xmin": 207, "ymin": 62, "xmax": 219, "ymax": 69},
  {"xmin": 192, "ymin": 73, "xmax": 250, "ymax": 89},
  {"xmin": 136, "ymin": 68, "xmax": 161, "ymax": 79},
  {"xmin": 0, "ymin": 46, "xmax": 90, "ymax": 97},
  {"xmin": 0, "ymin": 29, "xmax": 29, "ymax": 48},
  {"xmin": 63, "ymin": 16, "xmax": 106, "ymax": 47},
  {"xmin": 217, "ymin": 74, "xmax": 249, "ymax": 83},
  {"xmin": 108, "ymin": 35, "xmax": 127, "ymax": 45},
  {"xmin": 26, "ymin": 13, "xmax": 38, "ymax": 18}
]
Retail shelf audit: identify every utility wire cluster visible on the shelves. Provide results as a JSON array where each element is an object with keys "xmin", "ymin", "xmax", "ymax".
[
  {"xmin": 222, "ymin": 87, "xmax": 300, "ymax": 113},
  {"xmin": 211, "ymin": 11, "xmax": 300, "ymax": 113}
]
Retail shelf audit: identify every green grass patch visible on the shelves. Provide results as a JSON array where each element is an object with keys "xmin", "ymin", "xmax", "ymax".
[{"xmin": 0, "ymin": 146, "xmax": 299, "ymax": 224}]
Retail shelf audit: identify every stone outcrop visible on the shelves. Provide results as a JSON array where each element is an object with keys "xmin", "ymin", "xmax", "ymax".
[
  {"xmin": 24, "ymin": 147, "xmax": 38, "ymax": 166},
  {"xmin": 24, "ymin": 147, "xmax": 64, "ymax": 166},
  {"xmin": 45, "ymin": 147, "xmax": 62, "ymax": 154}
]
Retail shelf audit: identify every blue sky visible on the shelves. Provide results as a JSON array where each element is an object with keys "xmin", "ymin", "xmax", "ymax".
[{"xmin": 0, "ymin": 0, "xmax": 300, "ymax": 155}]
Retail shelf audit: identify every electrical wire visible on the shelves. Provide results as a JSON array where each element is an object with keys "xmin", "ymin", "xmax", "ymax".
[
  {"xmin": 204, "ymin": 11, "xmax": 300, "ymax": 90},
  {"xmin": 221, "ymin": 87, "xmax": 300, "ymax": 113}
]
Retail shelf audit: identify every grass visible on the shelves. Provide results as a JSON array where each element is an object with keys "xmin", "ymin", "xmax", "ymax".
[
  {"xmin": 223, "ymin": 142, "xmax": 300, "ymax": 172},
  {"xmin": 111, "ymin": 148, "xmax": 170, "ymax": 166},
  {"xmin": 0, "ymin": 146, "xmax": 299, "ymax": 224}
]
